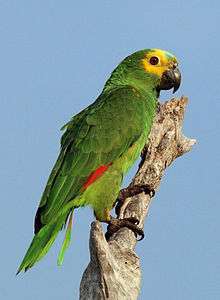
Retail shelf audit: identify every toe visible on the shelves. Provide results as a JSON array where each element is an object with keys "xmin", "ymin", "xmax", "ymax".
[{"xmin": 125, "ymin": 217, "xmax": 140, "ymax": 225}]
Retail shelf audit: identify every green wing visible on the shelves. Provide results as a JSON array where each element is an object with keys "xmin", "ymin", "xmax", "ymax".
[{"xmin": 35, "ymin": 86, "xmax": 146, "ymax": 231}]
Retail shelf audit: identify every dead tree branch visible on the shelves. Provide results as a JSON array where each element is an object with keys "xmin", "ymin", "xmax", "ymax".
[{"xmin": 79, "ymin": 97, "xmax": 196, "ymax": 300}]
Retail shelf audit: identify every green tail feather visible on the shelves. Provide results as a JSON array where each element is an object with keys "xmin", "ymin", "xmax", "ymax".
[
  {"xmin": 57, "ymin": 211, "xmax": 73, "ymax": 266},
  {"xmin": 17, "ymin": 198, "xmax": 80, "ymax": 274},
  {"xmin": 17, "ymin": 211, "xmax": 71, "ymax": 274}
]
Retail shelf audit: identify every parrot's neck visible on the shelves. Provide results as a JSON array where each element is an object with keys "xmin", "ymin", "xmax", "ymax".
[{"xmin": 103, "ymin": 64, "xmax": 159, "ymax": 98}]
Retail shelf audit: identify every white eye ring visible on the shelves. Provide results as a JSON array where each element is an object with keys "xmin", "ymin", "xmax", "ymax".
[{"xmin": 149, "ymin": 56, "xmax": 160, "ymax": 65}]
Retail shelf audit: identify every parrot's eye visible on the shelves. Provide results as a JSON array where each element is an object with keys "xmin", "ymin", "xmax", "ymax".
[{"xmin": 149, "ymin": 56, "xmax": 159, "ymax": 65}]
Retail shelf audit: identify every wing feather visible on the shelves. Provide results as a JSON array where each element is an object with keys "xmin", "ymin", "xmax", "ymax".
[{"xmin": 35, "ymin": 86, "xmax": 146, "ymax": 231}]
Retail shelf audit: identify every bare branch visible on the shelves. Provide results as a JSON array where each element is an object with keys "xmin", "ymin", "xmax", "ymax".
[{"xmin": 79, "ymin": 97, "xmax": 196, "ymax": 300}]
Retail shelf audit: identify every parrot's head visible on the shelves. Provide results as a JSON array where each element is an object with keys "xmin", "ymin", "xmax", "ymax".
[
  {"xmin": 140, "ymin": 49, "xmax": 181, "ymax": 94},
  {"xmin": 105, "ymin": 49, "xmax": 181, "ymax": 96}
]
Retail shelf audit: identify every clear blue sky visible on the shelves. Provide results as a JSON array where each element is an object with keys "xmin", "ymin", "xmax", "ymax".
[{"xmin": 1, "ymin": 1, "xmax": 219, "ymax": 299}]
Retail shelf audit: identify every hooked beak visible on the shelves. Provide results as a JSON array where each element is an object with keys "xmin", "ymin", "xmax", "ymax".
[{"xmin": 157, "ymin": 67, "xmax": 181, "ymax": 94}]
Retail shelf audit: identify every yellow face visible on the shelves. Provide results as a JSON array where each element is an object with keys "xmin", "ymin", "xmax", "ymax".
[{"xmin": 142, "ymin": 49, "xmax": 178, "ymax": 78}]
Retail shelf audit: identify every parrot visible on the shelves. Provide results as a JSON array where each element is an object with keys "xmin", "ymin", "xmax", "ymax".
[{"xmin": 17, "ymin": 48, "xmax": 181, "ymax": 273}]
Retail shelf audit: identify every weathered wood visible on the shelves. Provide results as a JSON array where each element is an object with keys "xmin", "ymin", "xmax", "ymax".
[{"xmin": 79, "ymin": 97, "xmax": 196, "ymax": 300}]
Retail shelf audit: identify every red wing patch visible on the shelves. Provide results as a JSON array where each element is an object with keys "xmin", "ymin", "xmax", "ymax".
[{"xmin": 82, "ymin": 163, "xmax": 112, "ymax": 190}]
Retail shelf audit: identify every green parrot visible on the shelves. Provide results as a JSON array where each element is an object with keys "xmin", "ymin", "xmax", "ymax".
[{"xmin": 17, "ymin": 48, "xmax": 181, "ymax": 273}]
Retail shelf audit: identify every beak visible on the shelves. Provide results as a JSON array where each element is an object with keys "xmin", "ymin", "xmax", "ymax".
[{"xmin": 157, "ymin": 67, "xmax": 181, "ymax": 94}]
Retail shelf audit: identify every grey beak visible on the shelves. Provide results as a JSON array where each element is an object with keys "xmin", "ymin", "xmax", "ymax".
[{"xmin": 158, "ymin": 67, "xmax": 181, "ymax": 93}]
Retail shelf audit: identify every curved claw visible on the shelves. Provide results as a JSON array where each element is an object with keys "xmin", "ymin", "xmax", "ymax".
[
  {"xmin": 137, "ymin": 232, "xmax": 145, "ymax": 241},
  {"xmin": 105, "ymin": 217, "xmax": 144, "ymax": 241},
  {"xmin": 115, "ymin": 186, "xmax": 155, "ymax": 216}
]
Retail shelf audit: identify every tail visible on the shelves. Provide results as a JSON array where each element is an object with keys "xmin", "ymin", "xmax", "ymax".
[
  {"xmin": 57, "ymin": 211, "xmax": 73, "ymax": 266},
  {"xmin": 17, "ymin": 210, "xmax": 74, "ymax": 274}
]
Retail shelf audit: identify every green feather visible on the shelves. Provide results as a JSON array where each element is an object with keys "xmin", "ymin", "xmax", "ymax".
[
  {"xmin": 57, "ymin": 211, "xmax": 73, "ymax": 266},
  {"xmin": 17, "ymin": 213, "xmax": 67, "ymax": 274}
]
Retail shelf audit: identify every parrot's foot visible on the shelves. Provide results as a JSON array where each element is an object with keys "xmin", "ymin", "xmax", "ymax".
[
  {"xmin": 115, "ymin": 184, "xmax": 155, "ymax": 216},
  {"xmin": 105, "ymin": 217, "xmax": 144, "ymax": 241}
]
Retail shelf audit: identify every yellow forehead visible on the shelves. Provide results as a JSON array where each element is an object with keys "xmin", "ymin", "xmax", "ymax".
[{"xmin": 142, "ymin": 49, "xmax": 178, "ymax": 77}]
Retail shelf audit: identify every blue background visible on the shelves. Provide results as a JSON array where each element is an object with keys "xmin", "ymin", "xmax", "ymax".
[{"xmin": 1, "ymin": 1, "xmax": 219, "ymax": 299}]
